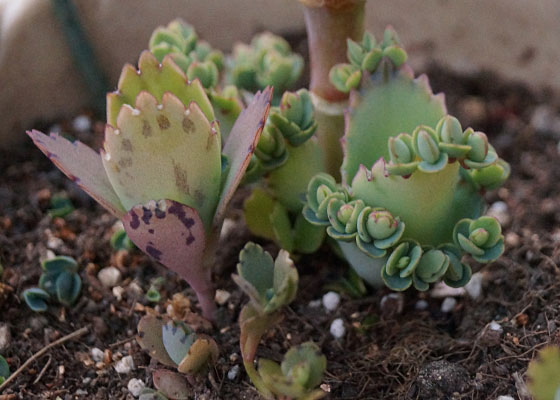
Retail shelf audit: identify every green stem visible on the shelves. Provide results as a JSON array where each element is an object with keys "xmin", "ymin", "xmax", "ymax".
[{"xmin": 243, "ymin": 360, "xmax": 275, "ymax": 399}]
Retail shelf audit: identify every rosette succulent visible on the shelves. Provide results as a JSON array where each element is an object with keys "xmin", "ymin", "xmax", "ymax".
[
  {"xmin": 303, "ymin": 28, "xmax": 508, "ymax": 291},
  {"xmin": 28, "ymin": 50, "xmax": 272, "ymax": 320},
  {"xmin": 244, "ymin": 89, "xmax": 326, "ymax": 253}
]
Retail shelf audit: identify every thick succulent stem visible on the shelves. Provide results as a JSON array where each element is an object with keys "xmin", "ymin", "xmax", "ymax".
[
  {"xmin": 301, "ymin": 0, "xmax": 365, "ymax": 177},
  {"xmin": 301, "ymin": 0, "xmax": 366, "ymax": 102},
  {"xmin": 189, "ymin": 270, "xmax": 216, "ymax": 321}
]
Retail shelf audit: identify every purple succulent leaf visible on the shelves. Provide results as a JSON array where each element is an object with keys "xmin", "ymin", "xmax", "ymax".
[
  {"xmin": 152, "ymin": 369, "xmax": 192, "ymax": 400},
  {"xmin": 27, "ymin": 130, "xmax": 126, "ymax": 218},
  {"xmin": 123, "ymin": 199, "xmax": 214, "ymax": 319},
  {"xmin": 214, "ymin": 87, "xmax": 273, "ymax": 225}
]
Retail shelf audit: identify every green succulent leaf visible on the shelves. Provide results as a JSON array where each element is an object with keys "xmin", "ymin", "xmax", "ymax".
[
  {"xmin": 413, "ymin": 249, "xmax": 449, "ymax": 287},
  {"xmin": 0, "ymin": 355, "xmax": 9, "ymax": 383},
  {"xmin": 527, "ymin": 346, "xmax": 560, "ymax": 400},
  {"xmin": 137, "ymin": 315, "xmax": 177, "ymax": 367},
  {"xmin": 23, "ymin": 288, "xmax": 50, "ymax": 312},
  {"xmin": 48, "ymin": 194, "xmax": 74, "ymax": 218},
  {"xmin": 55, "ymin": 270, "xmax": 82, "ymax": 306},
  {"xmin": 41, "ymin": 256, "xmax": 78, "ymax": 274},
  {"xmin": 110, "ymin": 228, "xmax": 135, "ymax": 251},
  {"xmin": 269, "ymin": 89, "xmax": 318, "ymax": 146},
  {"xmin": 453, "ymin": 217, "xmax": 504, "ymax": 263},
  {"xmin": 293, "ymin": 214, "xmax": 326, "ymax": 254},
  {"xmin": 162, "ymin": 320, "xmax": 196, "ymax": 365}
]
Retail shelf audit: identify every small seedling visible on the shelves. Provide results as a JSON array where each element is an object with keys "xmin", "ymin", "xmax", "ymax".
[
  {"xmin": 23, "ymin": 255, "xmax": 82, "ymax": 311},
  {"xmin": 0, "ymin": 355, "xmax": 9, "ymax": 385},
  {"xmin": 110, "ymin": 228, "xmax": 135, "ymax": 251},
  {"xmin": 47, "ymin": 193, "xmax": 74, "ymax": 218},
  {"xmin": 146, "ymin": 277, "xmax": 165, "ymax": 303},
  {"xmin": 527, "ymin": 346, "xmax": 560, "ymax": 400}
]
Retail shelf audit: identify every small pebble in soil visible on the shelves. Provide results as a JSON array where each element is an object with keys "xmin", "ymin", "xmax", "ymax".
[
  {"xmin": 465, "ymin": 272, "xmax": 483, "ymax": 300},
  {"xmin": 308, "ymin": 299, "xmax": 322, "ymax": 308},
  {"xmin": 91, "ymin": 347, "xmax": 104, "ymax": 363},
  {"xmin": 415, "ymin": 299, "xmax": 429, "ymax": 311},
  {"xmin": 380, "ymin": 293, "xmax": 404, "ymax": 318},
  {"xmin": 487, "ymin": 201, "xmax": 511, "ymax": 227},
  {"xmin": 112, "ymin": 286, "xmax": 125, "ymax": 301},
  {"xmin": 127, "ymin": 378, "xmax": 146, "ymax": 397},
  {"xmin": 227, "ymin": 365, "xmax": 240, "ymax": 381},
  {"xmin": 322, "ymin": 291, "xmax": 340, "ymax": 312},
  {"xmin": 430, "ymin": 282, "xmax": 465, "ymax": 298},
  {"xmin": 330, "ymin": 318, "xmax": 346, "ymax": 339},
  {"xmin": 98, "ymin": 266, "xmax": 122, "ymax": 288},
  {"xmin": 505, "ymin": 232, "xmax": 520, "ymax": 247},
  {"xmin": 114, "ymin": 355, "xmax": 135, "ymax": 374},
  {"xmin": 531, "ymin": 105, "xmax": 560, "ymax": 137},
  {"xmin": 72, "ymin": 115, "xmax": 92, "ymax": 132},
  {"xmin": 489, "ymin": 321, "xmax": 503, "ymax": 333},
  {"xmin": 497, "ymin": 396, "xmax": 514, "ymax": 400},
  {"xmin": 0, "ymin": 323, "xmax": 11, "ymax": 351},
  {"xmin": 440, "ymin": 297, "xmax": 457, "ymax": 313},
  {"xmin": 215, "ymin": 289, "xmax": 231, "ymax": 305},
  {"xmin": 29, "ymin": 315, "xmax": 48, "ymax": 330},
  {"xmin": 75, "ymin": 389, "xmax": 88, "ymax": 396}
]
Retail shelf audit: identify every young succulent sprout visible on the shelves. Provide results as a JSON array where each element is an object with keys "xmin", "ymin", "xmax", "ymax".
[
  {"xmin": 137, "ymin": 315, "xmax": 218, "ymax": 374},
  {"xmin": 0, "ymin": 355, "xmax": 9, "ymax": 385},
  {"xmin": 257, "ymin": 342, "xmax": 327, "ymax": 400},
  {"xmin": 303, "ymin": 28, "xmax": 509, "ymax": 291},
  {"xmin": 229, "ymin": 32, "xmax": 303, "ymax": 98},
  {"xmin": 233, "ymin": 243, "xmax": 300, "ymax": 398},
  {"xmin": 28, "ymin": 50, "xmax": 273, "ymax": 320},
  {"xmin": 243, "ymin": 89, "xmax": 326, "ymax": 254},
  {"xmin": 23, "ymin": 255, "xmax": 82, "ymax": 311},
  {"xmin": 527, "ymin": 346, "xmax": 560, "ymax": 400}
]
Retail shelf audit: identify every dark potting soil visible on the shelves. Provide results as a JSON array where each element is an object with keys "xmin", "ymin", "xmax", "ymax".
[{"xmin": 0, "ymin": 65, "xmax": 559, "ymax": 400}]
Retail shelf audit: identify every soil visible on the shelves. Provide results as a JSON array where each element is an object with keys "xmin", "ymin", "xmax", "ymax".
[{"xmin": 1, "ymin": 64, "xmax": 559, "ymax": 400}]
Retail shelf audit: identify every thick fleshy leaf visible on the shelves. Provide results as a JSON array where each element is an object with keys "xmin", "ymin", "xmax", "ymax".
[
  {"xmin": 55, "ymin": 271, "xmax": 81, "ymax": 306},
  {"xmin": 243, "ymin": 188, "xmax": 277, "ymax": 241},
  {"xmin": 152, "ymin": 370, "xmax": 192, "ymax": 400},
  {"xmin": 270, "ymin": 202, "xmax": 295, "ymax": 252},
  {"xmin": 22, "ymin": 288, "xmax": 50, "ymax": 312},
  {"xmin": 42, "ymin": 256, "xmax": 78, "ymax": 274},
  {"xmin": 214, "ymin": 87, "xmax": 273, "ymax": 225},
  {"xmin": 293, "ymin": 214, "xmax": 326, "ymax": 254},
  {"xmin": 107, "ymin": 51, "xmax": 214, "ymax": 126},
  {"xmin": 342, "ymin": 72, "xmax": 446, "ymax": 185},
  {"xmin": 177, "ymin": 335, "xmax": 219, "ymax": 374},
  {"xmin": 281, "ymin": 342, "xmax": 326, "ymax": 390},
  {"xmin": 123, "ymin": 200, "xmax": 207, "ymax": 292},
  {"xmin": 27, "ymin": 131, "xmax": 125, "ymax": 218},
  {"xmin": 103, "ymin": 92, "xmax": 221, "ymax": 230},
  {"xmin": 136, "ymin": 315, "xmax": 176, "ymax": 367},
  {"xmin": 235, "ymin": 242, "xmax": 274, "ymax": 301},
  {"xmin": 162, "ymin": 320, "xmax": 195, "ymax": 366}
]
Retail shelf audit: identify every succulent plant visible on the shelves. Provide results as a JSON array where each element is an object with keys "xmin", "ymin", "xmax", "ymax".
[
  {"xmin": 527, "ymin": 346, "xmax": 560, "ymax": 400},
  {"xmin": 303, "ymin": 28, "xmax": 508, "ymax": 291},
  {"xmin": 229, "ymin": 32, "xmax": 303, "ymax": 98},
  {"xmin": 149, "ymin": 19, "xmax": 224, "ymax": 88},
  {"xmin": 137, "ymin": 315, "xmax": 218, "ymax": 375},
  {"xmin": 23, "ymin": 255, "xmax": 82, "ymax": 311},
  {"xmin": 233, "ymin": 243, "xmax": 300, "ymax": 398},
  {"xmin": 110, "ymin": 228, "xmax": 135, "ymax": 251},
  {"xmin": 47, "ymin": 193, "xmax": 74, "ymax": 218},
  {"xmin": 243, "ymin": 89, "xmax": 326, "ymax": 253},
  {"xmin": 0, "ymin": 355, "xmax": 9, "ymax": 385},
  {"xmin": 29, "ymin": 51, "xmax": 272, "ymax": 320},
  {"xmin": 256, "ymin": 342, "xmax": 327, "ymax": 400}
]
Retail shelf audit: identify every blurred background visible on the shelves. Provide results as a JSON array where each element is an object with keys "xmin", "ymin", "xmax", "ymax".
[{"xmin": 1, "ymin": 0, "xmax": 559, "ymax": 149}]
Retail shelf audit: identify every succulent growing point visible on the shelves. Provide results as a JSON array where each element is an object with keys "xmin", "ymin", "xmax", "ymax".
[
  {"xmin": 229, "ymin": 32, "xmax": 303, "ymax": 99},
  {"xmin": 303, "ymin": 28, "xmax": 508, "ymax": 291},
  {"xmin": 23, "ymin": 255, "xmax": 82, "ymax": 311},
  {"xmin": 233, "ymin": 243, "xmax": 300, "ymax": 398},
  {"xmin": 244, "ymin": 89, "xmax": 326, "ymax": 253},
  {"xmin": 28, "ymin": 51, "xmax": 272, "ymax": 320},
  {"xmin": 256, "ymin": 342, "xmax": 327, "ymax": 400},
  {"xmin": 527, "ymin": 346, "xmax": 560, "ymax": 400}
]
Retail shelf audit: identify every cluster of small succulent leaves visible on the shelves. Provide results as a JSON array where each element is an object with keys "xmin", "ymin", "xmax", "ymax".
[
  {"xmin": 0, "ymin": 355, "xmax": 9, "ymax": 385},
  {"xmin": 527, "ymin": 346, "xmax": 560, "ymax": 400},
  {"xmin": 110, "ymin": 228, "xmax": 135, "ymax": 251},
  {"xmin": 302, "ymin": 28, "xmax": 509, "ymax": 291},
  {"xmin": 47, "ymin": 193, "xmax": 74, "ymax": 218},
  {"xmin": 136, "ymin": 315, "xmax": 218, "ymax": 399},
  {"xmin": 243, "ymin": 89, "xmax": 326, "ymax": 253},
  {"xmin": 149, "ymin": 19, "xmax": 224, "ymax": 89},
  {"xmin": 229, "ymin": 32, "xmax": 303, "ymax": 97},
  {"xmin": 23, "ymin": 256, "xmax": 82, "ymax": 311},
  {"xmin": 233, "ymin": 243, "xmax": 327, "ymax": 399},
  {"xmin": 330, "ymin": 29, "xmax": 407, "ymax": 93}
]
